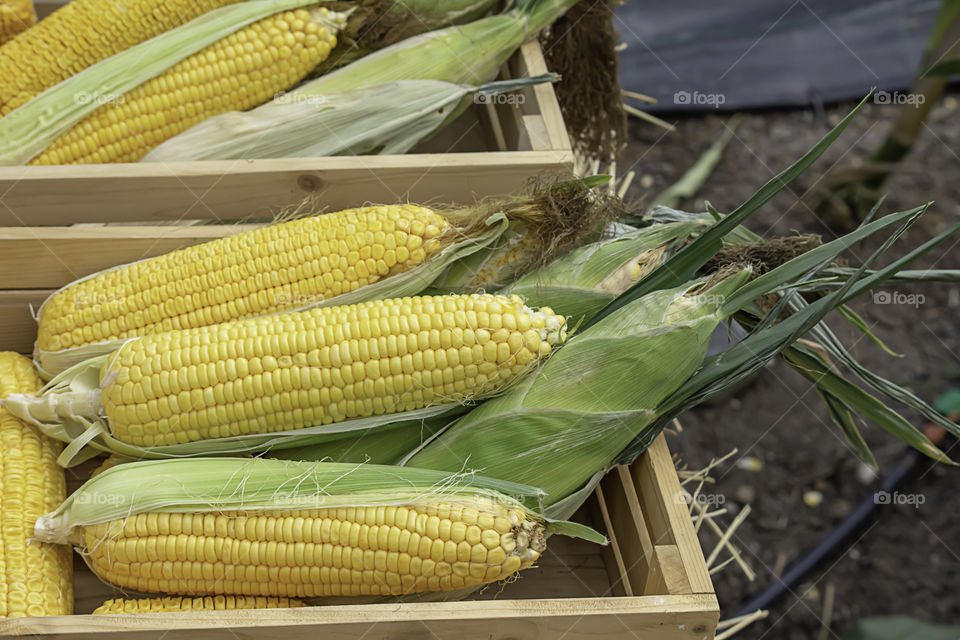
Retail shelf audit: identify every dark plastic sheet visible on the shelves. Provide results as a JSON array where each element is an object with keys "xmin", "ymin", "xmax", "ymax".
[{"xmin": 615, "ymin": 0, "xmax": 941, "ymax": 111}]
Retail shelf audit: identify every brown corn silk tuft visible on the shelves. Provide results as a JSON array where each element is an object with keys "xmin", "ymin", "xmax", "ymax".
[
  {"xmin": 705, "ymin": 234, "xmax": 825, "ymax": 275},
  {"xmin": 540, "ymin": 0, "xmax": 626, "ymax": 162}
]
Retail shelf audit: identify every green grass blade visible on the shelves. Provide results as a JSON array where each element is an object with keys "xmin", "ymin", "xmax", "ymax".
[{"xmin": 586, "ymin": 93, "xmax": 872, "ymax": 326}]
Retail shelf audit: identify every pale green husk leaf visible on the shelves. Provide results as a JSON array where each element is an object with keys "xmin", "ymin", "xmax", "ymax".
[
  {"xmin": 143, "ymin": 75, "xmax": 557, "ymax": 162},
  {"xmin": 35, "ymin": 457, "xmax": 604, "ymax": 545}
]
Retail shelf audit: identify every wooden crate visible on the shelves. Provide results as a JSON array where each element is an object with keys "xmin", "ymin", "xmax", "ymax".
[
  {"xmin": 0, "ymin": 435, "xmax": 718, "ymax": 639},
  {"xmin": 0, "ymin": 38, "xmax": 573, "ymax": 226}
]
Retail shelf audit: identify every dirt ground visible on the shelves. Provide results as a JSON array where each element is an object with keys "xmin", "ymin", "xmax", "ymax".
[{"xmin": 621, "ymin": 95, "xmax": 960, "ymax": 638}]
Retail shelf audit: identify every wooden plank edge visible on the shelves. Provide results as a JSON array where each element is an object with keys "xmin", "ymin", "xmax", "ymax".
[{"xmin": 0, "ymin": 594, "xmax": 719, "ymax": 637}]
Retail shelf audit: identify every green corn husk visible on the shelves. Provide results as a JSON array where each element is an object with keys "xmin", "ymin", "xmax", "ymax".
[
  {"xmin": 403, "ymin": 272, "xmax": 752, "ymax": 503},
  {"xmin": 315, "ymin": 0, "xmax": 500, "ymax": 74},
  {"xmin": 497, "ymin": 218, "xmax": 711, "ymax": 322},
  {"xmin": 142, "ymin": 75, "xmax": 557, "ymax": 162},
  {"xmin": 0, "ymin": 0, "xmax": 324, "ymax": 166},
  {"xmin": 33, "ymin": 458, "xmax": 604, "ymax": 546},
  {"xmin": 292, "ymin": 0, "xmax": 579, "ymax": 95}
]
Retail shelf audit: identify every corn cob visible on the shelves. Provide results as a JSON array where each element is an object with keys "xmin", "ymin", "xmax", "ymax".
[
  {"xmin": 93, "ymin": 596, "xmax": 305, "ymax": 614},
  {"xmin": 0, "ymin": 0, "xmax": 244, "ymax": 116},
  {"xmin": 0, "ymin": 352, "xmax": 72, "ymax": 617},
  {"xmin": 37, "ymin": 205, "xmax": 449, "ymax": 354},
  {"xmin": 35, "ymin": 459, "xmax": 582, "ymax": 598},
  {"xmin": 102, "ymin": 294, "xmax": 562, "ymax": 445},
  {"xmin": 12, "ymin": 294, "xmax": 566, "ymax": 449},
  {"xmin": 83, "ymin": 499, "xmax": 545, "ymax": 597},
  {"xmin": 28, "ymin": 7, "xmax": 343, "ymax": 165},
  {"xmin": 0, "ymin": 0, "xmax": 34, "ymax": 45}
]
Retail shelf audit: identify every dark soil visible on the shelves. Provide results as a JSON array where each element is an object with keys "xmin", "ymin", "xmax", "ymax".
[{"xmin": 621, "ymin": 96, "xmax": 960, "ymax": 638}]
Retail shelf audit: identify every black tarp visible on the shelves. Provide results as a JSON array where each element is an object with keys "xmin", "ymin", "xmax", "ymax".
[{"xmin": 615, "ymin": 0, "xmax": 942, "ymax": 111}]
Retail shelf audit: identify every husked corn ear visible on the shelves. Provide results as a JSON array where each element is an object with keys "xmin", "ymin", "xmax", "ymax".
[
  {"xmin": 0, "ymin": 352, "xmax": 72, "ymax": 617},
  {"xmin": 98, "ymin": 294, "xmax": 565, "ymax": 446},
  {"xmin": 93, "ymin": 596, "xmax": 305, "ymax": 614},
  {"xmin": 0, "ymin": 0, "xmax": 35, "ymax": 46},
  {"xmin": 37, "ymin": 205, "xmax": 449, "ymax": 353},
  {"xmin": 29, "ymin": 7, "xmax": 343, "ymax": 165},
  {"xmin": 0, "ymin": 0, "xmax": 243, "ymax": 116},
  {"xmin": 83, "ymin": 499, "xmax": 545, "ymax": 597}
]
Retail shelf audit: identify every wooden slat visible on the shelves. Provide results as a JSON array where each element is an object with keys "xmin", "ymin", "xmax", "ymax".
[
  {"xmin": 592, "ymin": 484, "xmax": 633, "ymax": 596},
  {"xmin": 514, "ymin": 40, "xmax": 573, "ymax": 153},
  {"xmin": 603, "ymin": 466, "xmax": 657, "ymax": 595},
  {"xmin": 0, "ymin": 226, "xmax": 259, "ymax": 289},
  {"xmin": 632, "ymin": 437, "xmax": 716, "ymax": 596},
  {"xmin": 0, "ymin": 594, "xmax": 720, "ymax": 639},
  {"xmin": 0, "ymin": 290, "xmax": 46, "ymax": 354},
  {"xmin": 0, "ymin": 152, "xmax": 573, "ymax": 226}
]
